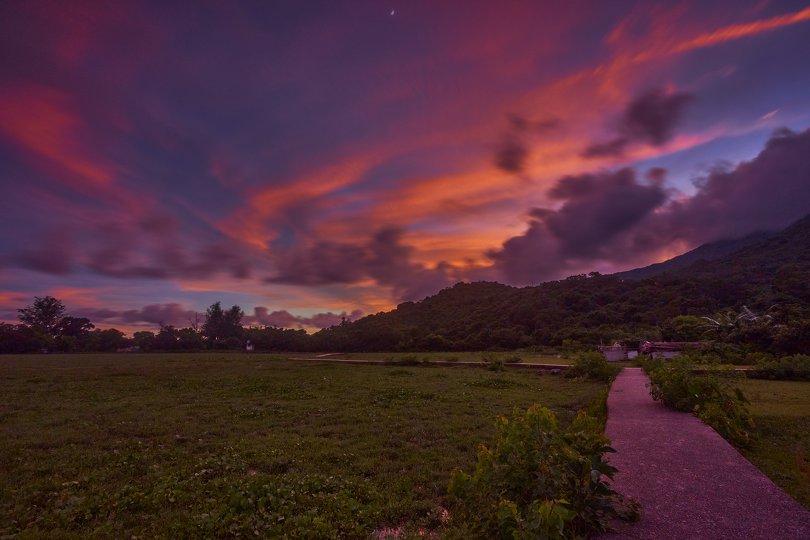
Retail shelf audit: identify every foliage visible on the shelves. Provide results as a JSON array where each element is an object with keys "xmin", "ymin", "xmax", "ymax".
[
  {"xmin": 644, "ymin": 357, "xmax": 755, "ymax": 447},
  {"xmin": 737, "ymin": 379, "xmax": 810, "ymax": 510},
  {"xmin": 482, "ymin": 352, "xmax": 505, "ymax": 371},
  {"xmin": 0, "ymin": 354, "xmax": 604, "ymax": 538},
  {"xmin": 747, "ymin": 354, "xmax": 810, "ymax": 381},
  {"xmin": 565, "ymin": 351, "xmax": 620, "ymax": 382},
  {"xmin": 203, "ymin": 302, "xmax": 244, "ymax": 345},
  {"xmin": 17, "ymin": 295, "xmax": 67, "ymax": 337},
  {"xmin": 448, "ymin": 405, "xmax": 637, "ymax": 539}
]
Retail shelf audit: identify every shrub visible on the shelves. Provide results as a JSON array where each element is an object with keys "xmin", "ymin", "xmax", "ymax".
[
  {"xmin": 505, "ymin": 354, "xmax": 523, "ymax": 364},
  {"xmin": 748, "ymin": 354, "xmax": 810, "ymax": 381},
  {"xmin": 481, "ymin": 352, "xmax": 505, "ymax": 372},
  {"xmin": 448, "ymin": 405, "xmax": 637, "ymax": 539},
  {"xmin": 645, "ymin": 357, "xmax": 755, "ymax": 447},
  {"xmin": 565, "ymin": 351, "xmax": 620, "ymax": 382}
]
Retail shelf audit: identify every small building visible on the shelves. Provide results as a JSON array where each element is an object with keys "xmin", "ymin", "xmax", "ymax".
[{"xmin": 598, "ymin": 343, "xmax": 627, "ymax": 361}]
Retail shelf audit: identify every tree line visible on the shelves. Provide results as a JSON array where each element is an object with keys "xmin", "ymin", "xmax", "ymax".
[{"xmin": 0, "ymin": 296, "xmax": 315, "ymax": 354}]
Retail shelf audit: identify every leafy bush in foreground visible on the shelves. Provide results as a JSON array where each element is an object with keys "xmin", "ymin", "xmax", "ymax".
[
  {"xmin": 644, "ymin": 357, "xmax": 755, "ymax": 447},
  {"xmin": 447, "ymin": 405, "xmax": 637, "ymax": 539},
  {"xmin": 565, "ymin": 351, "xmax": 620, "ymax": 382}
]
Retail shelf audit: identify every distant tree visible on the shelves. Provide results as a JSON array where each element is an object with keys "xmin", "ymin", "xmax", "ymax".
[
  {"xmin": 133, "ymin": 331, "xmax": 156, "ymax": 352},
  {"xmin": 203, "ymin": 302, "xmax": 244, "ymax": 345},
  {"xmin": 177, "ymin": 327, "xmax": 205, "ymax": 350},
  {"xmin": 85, "ymin": 328, "xmax": 128, "ymax": 351},
  {"xmin": 18, "ymin": 296, "xmax": 66, "ymax": 337},
  {"xmin": 57, "ymin": 316, "xmax": 95, "ymax": 338},
  {"xmin": 154, "ymin": 325, "xmax": 180, "ymax": 350}
]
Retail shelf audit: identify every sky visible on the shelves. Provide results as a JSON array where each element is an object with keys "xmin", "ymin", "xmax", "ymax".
[{"xmin": 2, "ymin": 0, "xmax": 810, "ymax": 334}]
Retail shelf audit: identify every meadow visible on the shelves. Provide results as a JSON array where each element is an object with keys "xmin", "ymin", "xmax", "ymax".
[
  {"xmin": 739, "ymin": 378, "xmax": 810, "ymax": 509},
  {"xmin": 0, "ymin": 353, "xmax": 604, "ymax": 538}
]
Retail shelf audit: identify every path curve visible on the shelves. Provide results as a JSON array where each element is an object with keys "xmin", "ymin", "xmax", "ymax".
[{"xmin": 600, "ymin": 367, "xmax": 810, "ymax": 539}]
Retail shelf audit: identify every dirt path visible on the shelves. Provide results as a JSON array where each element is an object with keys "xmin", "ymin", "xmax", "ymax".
[{"xmin": 600, "ymin": 367, "xmax": 810, "ymax": 539}]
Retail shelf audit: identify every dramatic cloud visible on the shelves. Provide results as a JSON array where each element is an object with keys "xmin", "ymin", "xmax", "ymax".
[
  {"xmin": 493, "ymin": 114, "xmax": 560, "ymax": 174},
  {"xmin": 584, "ymin": 88, "xmax": 694, "ymax": 158},
  {"xmin": 268, "ymin": 227, "xmax": 455, "ymax": 302},
  {"xmin": 650, "ymin": 127, "xmax": 810, "ymax": 243},
  {"xmin": 2, "ymin": 1, "xmax": 810, "ymax": 324},
  {"xmin": 488, "ymin": 168, "xmax": 668, "ymax": 284},
  {"xmin": 491, "ymin": 126, "xmax": 810, "ymax": 285},
  {"xmin": 495, "ymin": 136, "xmax": 528, "ymax": 174}
]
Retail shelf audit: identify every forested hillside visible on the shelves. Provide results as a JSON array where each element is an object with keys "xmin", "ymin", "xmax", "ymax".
[{"xmin": 313, "ymin": 214, "xmax": 810, "ymax": 352}]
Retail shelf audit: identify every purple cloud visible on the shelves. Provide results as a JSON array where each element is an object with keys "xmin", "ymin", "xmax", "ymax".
[
  {"xmin": 584, "ymin": 88, "xmax": 694, "ymax": 158},
  {"xmin": 268, "ymin": 227, "xmax": 455, "ymax": 301},
  {"xmin": 491, "ymin": 126, "xmax": 810, "ymax": 285}
]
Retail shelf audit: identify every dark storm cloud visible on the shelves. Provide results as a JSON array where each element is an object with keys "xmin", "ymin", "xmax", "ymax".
[
  {"xmin": 488, "ymin": 168, "xmax": 667, "ymax": 284},
  {"xmin": 246, "ymin": 307, "xmax": 364, "ymax": 329},
  {"xmin": 584, "ymin": 88, "xmax": 694, "ymax": 158},
  {"xmin": 9, "ymin": 213, "xmax": 254, "ymax": 281},
  {"xmin": 495, "ymin": 136, "xmax": 528, "ymax": 173},
  {"xmin": 494, "ymin": 114, "xmax": 561, "ymax": 174},
  {"xmin": 268, "ymin": 227, "xmax": 454, "ymax": 302},
  {"xmin": 491, "ymin": 127, "xmax": 810, "ymax": 285},
  {"xmin": 651, "ymin": 127, "xmax": 810, "ymax": 243}
]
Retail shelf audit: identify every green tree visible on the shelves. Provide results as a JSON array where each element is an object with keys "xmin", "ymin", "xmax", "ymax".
[
  {"xmin": 662, "ymin": 315, "xmax": 705, "ymax": 341},
  {"xmin": 133, "ymin": 331, "xmax": 156, "ymax": 352},
  {"xmin": 203, "ymin": 302, "xmax": 244, "ymax": 345},
  {"xmin": 17, "ymin": 296, "xmax": 66, "ymax": 337}
]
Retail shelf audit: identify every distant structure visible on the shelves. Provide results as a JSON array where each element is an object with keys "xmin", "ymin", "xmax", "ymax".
[
  {"xmin": 640, "ymin": 341, "xmax": 707, "ymax": 359},
  {"xmin": 598, "ymin": 343, "xmax": 628, "ymax": 361},
  {"xmin": 245, "ymin": 339, "xmax": 254, "ymax": 352}
]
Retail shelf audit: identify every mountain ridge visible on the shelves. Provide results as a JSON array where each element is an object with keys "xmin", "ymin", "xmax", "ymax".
[{"xmin": 313, "ymin": 213, "xmax": 810, "ymax": 351}]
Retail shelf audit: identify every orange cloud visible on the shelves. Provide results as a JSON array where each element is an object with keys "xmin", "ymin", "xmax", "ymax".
[
  {"xmin": 672, "ymin": 6, "xmax": 810, "ymax": 55},
  {"xmin": 0, "ymin": 85, "xmax": 113, "ymax": 189}
]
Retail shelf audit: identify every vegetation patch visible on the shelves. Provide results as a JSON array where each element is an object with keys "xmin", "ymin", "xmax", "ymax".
[
  {"xmin": 737, "ymin": 379, "xmax": 810, "ymax": 510},
  {"xmin": 565, "ymin": 351, "xmax": 621, "ymax": 382},
  {"xmin": 643, "ymin": 356, "xmax": 755, "ymax": 447},
  {"xmin": 747, "ymin": 354, "xmax": 810, "ymax": 381},
  {"xmin": 447, "ymin": 405, "xmax": 638, "ymax": 539},
  {"xmin": 0, "ymin": 353, "xmax": 603, "ymax": 538}
]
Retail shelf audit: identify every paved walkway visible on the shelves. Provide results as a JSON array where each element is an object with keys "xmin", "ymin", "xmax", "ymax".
[{"xmin": 600, "ymin": 368, "xmax": 810, "ymax": 539}]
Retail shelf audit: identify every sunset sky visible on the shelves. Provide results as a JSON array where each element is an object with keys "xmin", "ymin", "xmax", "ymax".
[{"xmin": 2, "ymin": 0, "xmax": 810, "ymax": 333}]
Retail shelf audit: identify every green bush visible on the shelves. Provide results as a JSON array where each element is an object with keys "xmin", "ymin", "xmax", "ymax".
[
  {"xmin": 748, "ymin": 354, "xmax": 810, "ymax": 380},
  {"xmin": 481, "ymin": 352, "xmax": 505, "ymax": 372},
  {"xmin": 565, "ymin": 351, "xmax": 620, "ymax": 382},
  {"xmin": 505, "ymin": 354, "xmax": 523, "ymax": 364},
  {"xmin": 645, "ymin": 357, "xmax": 755, "ymax": 447},
  {"xmin": 447, "ymin": 405, "xmax": 637, "ymax": 539}
]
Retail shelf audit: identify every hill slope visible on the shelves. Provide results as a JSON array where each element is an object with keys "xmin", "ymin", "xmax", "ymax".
[
  {"xmin": 313, "ymin": 214, "xmax": 810, "ymax": 352},
  {"xmin": 615, "ymin": 231, "xmax": 774, "ymax": 280}
]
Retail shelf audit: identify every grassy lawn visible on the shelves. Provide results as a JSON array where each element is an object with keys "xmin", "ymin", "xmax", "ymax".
[
  {"xmin": 298, "ymin": 351, "xmax": 572, "ymax": 364},
  {"xmin": 738, "ymin": 379, "xmax": 810, "ymax": 510},
  {"xmin": 0, "ymin": 353, "xmax": 603, "ymax": 538}
]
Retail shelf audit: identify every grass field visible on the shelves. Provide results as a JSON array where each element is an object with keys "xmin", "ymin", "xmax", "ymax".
[
  {"xmin": 0, "ymin": 353, "xmax": 604, "ymax": 538},
  {"xmin": 738, "ymin": 379, "xmax": 810, "ymax": 510},
  {"xmin": 293, "ymin": 351, "xmax": 572, "ymax": 364}
]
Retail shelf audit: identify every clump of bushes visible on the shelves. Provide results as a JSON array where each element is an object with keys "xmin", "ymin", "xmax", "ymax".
[
  {"xmin": 505, "ymin": 354, "xmax": 523, "ymax": 364},
  {"xmin": 565, "ymin": 351, "xmax": 620, "ymax": 382},
  {"xmin": 448, "ymin": 405, "xmax": 637, "ymax": 539},
  {"xmin": 748, "ymin": 354, "xmax": 810, "ymax": 380},
  {"xmin": 644, "ymin": 357, "xmax": 755, "ymax": 447},
  {"xmin": 481, "ymin": 352, "xmax": 505, "ymax": 371}
]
